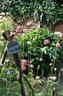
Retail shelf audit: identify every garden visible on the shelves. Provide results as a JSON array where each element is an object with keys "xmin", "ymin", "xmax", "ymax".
[{"xmin": 0, "ymin": 0, "xmax": 63, "ymax": 96}]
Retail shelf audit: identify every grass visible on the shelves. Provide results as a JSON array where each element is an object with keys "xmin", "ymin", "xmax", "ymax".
[
  {"xmin": 0, "ymin": 69, "xmax": 63, "ymax": 96},
  {"xmin": 0, "ymin": 80, "xmax": 20, "ymax": 96},
  {"xmin": 0, "ymin": 78, "xmax": 54, "ymax": 96}
]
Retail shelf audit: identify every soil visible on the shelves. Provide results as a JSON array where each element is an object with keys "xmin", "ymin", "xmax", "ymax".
[
  {"xmin": 13, "ymin": 17, "xmax": 63, "ymax": 37},
  {"xmin": 13, "ymin": 17, "xmax": 40, "ymax": 35}
]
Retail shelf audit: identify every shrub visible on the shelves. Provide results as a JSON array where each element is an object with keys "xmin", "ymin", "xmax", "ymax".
[
  {"xmin": 0, "ymin": 0, "xmax": 34, "ymax": 23},
  {"xmin": 0, "ymin": 0, "xmax": 63, "ymax": 26},
  {"xmin": 17, "ymin": 28, "xmax": 63, "ymax": 78},
  {"xmin": 34, "ymin": 0, "xmax": 63, "ymax": 28}
]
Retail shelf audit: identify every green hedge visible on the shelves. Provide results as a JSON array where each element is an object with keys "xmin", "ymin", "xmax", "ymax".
[{"xmin": 0, "ymin": 0, "xmax": 63, "ymax": 27}]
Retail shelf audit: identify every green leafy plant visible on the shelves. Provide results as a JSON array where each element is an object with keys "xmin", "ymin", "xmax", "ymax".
[
  {"xmin": 17, "ymin": 28, "xmax": 63, "ymax": 78},
  {"xmin": 34, "ymin": 0, "xmax": 63, "ymax": 28},
  {"xmin": 0, "ymin": 28, "xmax": 63, "ymax": 96},
  {"xmin": 0, "ymin": 16, "xmax": 13, "ymax": 31},
  {"xmin": 0, "ymin": 0, "xmax": 63, "ymax": 26}
]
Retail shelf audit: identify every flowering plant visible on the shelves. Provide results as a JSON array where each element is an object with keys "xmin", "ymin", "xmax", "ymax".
[
  {"xmin": 17, "ymin": 28, "xmax": 63, "ymax": 78},
  {"xmin": 18, "ymin": 28, "xmax": 62, "ymax": 61}
]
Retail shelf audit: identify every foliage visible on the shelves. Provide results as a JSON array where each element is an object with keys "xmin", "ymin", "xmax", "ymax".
[
  {"xmin": 0, "ymin": 0, "xmax": 34, "ymax": 23},
  {"xmin": 17, "ymin": 28, "xmax": 62, "ymax": 61},
  {"xmin": 0, "ymin": 16, "xmax": 13, "ymax": 59},
  {"xmin": 0, "ymin": 0, "xmax": 63, "ymax": 26},
  {"xmin": 0, "ymin": 16, "xmax": 13, "ymax": 31},
  {"xmin": 0, "ymin": 25, "xmax": 16, "ymax": 81},
  {"xmin": 1, "ymin": 64, "xmax": 17, "ymax": 81},
  {"xmin": 0, "ymin": 77, "xmax": 59, "ymax": 96},
  {"xmin": 34, "ymin": 0, "xmax": 63, "ymax": 28},
  {"xmin": 17, "ymin": 28, "xmax": 63, "ymax": 77},
  {"xmin": 0, "ymin": 81, "xmax": 20, "ymax": 96},
  {"xmin": 0, "ymin": 32, "xmax": 5, "ymax": 59},
  {"xmin": 0, "ymin": 28, "xmax": 63, "ymax": 96}
]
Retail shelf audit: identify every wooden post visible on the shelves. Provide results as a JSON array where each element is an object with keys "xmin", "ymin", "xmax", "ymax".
[
  {"xmin": 13, "ymin": 53, "xmax": 26, "ymax": 96},
  {"xmin": 0, "ymin": 45, "xmax": 7, "ymax": 64}
]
